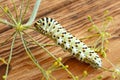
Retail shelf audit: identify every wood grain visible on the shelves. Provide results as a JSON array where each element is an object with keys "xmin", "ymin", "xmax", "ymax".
[{"xmin": 0, "ymin": 0, "xmax": 120, "ymax": 80}]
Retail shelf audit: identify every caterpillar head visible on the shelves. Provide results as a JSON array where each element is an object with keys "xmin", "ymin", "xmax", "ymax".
[{"xmin": 34, "ymin": 19, "xmax": 47, "ymax": 34}]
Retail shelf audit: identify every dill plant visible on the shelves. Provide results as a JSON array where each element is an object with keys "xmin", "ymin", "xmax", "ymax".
[
  {"xmin": 0, "ymin": 0, "xmax": 78, "ymax": 80},
  {"xmin": 81, "ymin": 11, "xmax": 113, "ymax": 58},
  {"xmin": 81, "ymin": 10, "xmax": 120, "ymax": 80}
]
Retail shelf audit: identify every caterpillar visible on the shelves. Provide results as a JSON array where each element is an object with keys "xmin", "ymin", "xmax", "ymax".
[{"xmin": 34, "ymin": 17, "xmax": 102, "ymax": 68}]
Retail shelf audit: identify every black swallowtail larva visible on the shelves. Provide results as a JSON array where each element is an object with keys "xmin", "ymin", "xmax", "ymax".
[{"xmin": 34, "ymin": 17, "xmax": 102, "ymax": 68}]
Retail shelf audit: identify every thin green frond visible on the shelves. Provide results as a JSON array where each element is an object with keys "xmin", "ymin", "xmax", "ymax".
[
  {"xmin": 19, "ymin": 0, "xmax": 24, "ymax": 23},
  {"xmin": 4, "ymin": 32, "xmax": 17, "ymax": 80},
  {"xmin": 1, "ymin": 31, "xmax": 16, "ymax": 46},
  {"xmin": 0, "ymin": 58, "xmax": 7, "ymax": 64},
  {"xmin": 11, "ymin": 0, "xmax": 18, "ymax": 22},
  {"xmin": 25, "ymin": 40, "xmax": 57, "ymax": 47},
  {"xmin": 22, "ymin": 0, "xmax": 30, "ymax": 22},
  {"xmin": 0, "ymin": 18, "xmax": 15, "ymax": 27},
  {"xmin": 0, "ymin": 6, "xmax": 17, "ymax": 25},
  {"xmin": 20, "ymin": 32, "xmax": 49, "ymax": 80},
  {"xmin": 23, "ymin": 31, "xmax": 78, "ymax": 80}
]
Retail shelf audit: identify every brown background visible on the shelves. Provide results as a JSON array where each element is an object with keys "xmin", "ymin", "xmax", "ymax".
[{"xmin": 0, "ymin": 0, "xmax": 120, "ymax": 80}]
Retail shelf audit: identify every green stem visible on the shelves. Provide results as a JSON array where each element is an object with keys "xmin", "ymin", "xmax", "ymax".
[
  {"xmin": 11, "ymin": 0, "xmax": 18, "ymax": 22},
  {"xmin": 41, "ymin": 46, "xmax": 77, "ymax": 80},
  {"xmin": 0, "ymin": 18, "xmax": 15, "ymax": 27},
  {"xmin": 5, "ymin": 32, "xmax": 17, "ymax": 80},
  {"xmin": 20, "ymin": 32, "xmax": 49, "ymax": 80},
  {"xmin": 1, "ymin": 32, "xmax": 16, "ymax": 46},
  {"xmin": 26, "ymin": 40, "xmax": 57, "ymax": 47},
  {"xmin": 42, "ymin": 43, "xmax": 57, "ymax": 47},
  {"xmin": 0, "ymin": 6, "xmax": 17, "ymax": 25},
  {"xmin": 22, "ymin": 0, "xmax": 30, "ymax": 22},
  {"xmin": 101, "ymin": 35, "xmax": 105, "ymax": 54},
  {"xmin": 24, "ymin": 0, "xmax": 42, "ymax": 26},
  {"xmin": 101, "ymin": 67, "xmax": 114, "ymax": 72},
  {"xmin": 23, "ymin": 32, "xmax": 77, "ymax": 80},
  {"xmin": 0, "ymin": 58, "xmax": 7, "ymax": 64},
  {"xmin": 93, "ymin": 36, "xmax": 101, "ymax": 49},
  {"xmin": 80, "ymin": 34, "xmax": 100, "ymax": 40},
  {"xmin": 50, "ymin": 74, "xmax": 56, "ymax": 80},
  {"xmin": 105, "ymin": 57, "xmax": 115, "ymax": 68},
  {"xmin": 19, "ymin": 0, "xmax": 24, "ymax": 23}
]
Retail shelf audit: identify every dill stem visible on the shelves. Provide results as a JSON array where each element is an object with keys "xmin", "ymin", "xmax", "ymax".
[
  {"xmin": 80, "ymin": 34, "xmax": 100, "ymax": 40},
  {"xmin": 19, "ymin": 0, "xmax": 24, "ymax": 23},
  {"xmin": 30, "ymin": 42, "xmax": 57, "ymax": 47},
  {"xmin": 5, "ymin": 32, "xmax": 17, "ymax": 80},
  {"xmin": 105, "ymin": 57, "xmax": 116, "ymax": 68},
  {"xmin": 24, "ymin": 0, "xmax": 42, "ymax": 26},
  {"xmin": 23, "ymin": 32, "xmax": 77, "ymax": 80},
  {"xmin": 1, "ymin": 32, "xmax": 16, "ymax": 46},
  {"xmin": 0, "ymin": 58, "xmax": 7, "ymax": 64},
  {"xmin": 20, "ymin": 32, "xmax": 49, "ymax": 80},
  {"xmin": 0, "ymin": 6, "xmax": 17, "ymax": 25},
  {"xmin": 0, "ymin": 18, "xmax": 15, "ymax": 27},
  {"xmin": 93, "ymin": 36, "xmax": 101, "ymax": 49},
  {"xmin": 22, "ymin": 0, "xmax": 30, "ymax": 22},
  {"xmin": 11, "ymin": 0, "xmax": 18, "ymax": 22},
  {"xmin": 101, "ymin": 67, "xmax": 114, "ymax": 72}
]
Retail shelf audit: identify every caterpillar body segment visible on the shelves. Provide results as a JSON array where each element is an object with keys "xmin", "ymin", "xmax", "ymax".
[{"xmin": 34, "ymin": 17, "xmax": 102, "ymax": 68}]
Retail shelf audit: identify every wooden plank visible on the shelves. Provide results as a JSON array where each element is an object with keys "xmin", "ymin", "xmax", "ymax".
[{"xmin": 0, "ymin": 0, "xmax": 120, "ymax": 80}]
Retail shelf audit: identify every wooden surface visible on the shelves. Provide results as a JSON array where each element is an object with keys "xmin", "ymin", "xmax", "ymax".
[{"xmin": 0, "ymin": 0, "xmax": 120, "ymax": 80}]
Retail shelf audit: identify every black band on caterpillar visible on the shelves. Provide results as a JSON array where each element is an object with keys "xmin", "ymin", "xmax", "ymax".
[{"xmin": 34, "ymin": 17, "xmax": 102, "ymax": 68}]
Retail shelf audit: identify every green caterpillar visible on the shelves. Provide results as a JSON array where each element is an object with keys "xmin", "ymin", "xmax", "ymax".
[{"xmin": 34, "ymin": 17, "xmax": 102, "ymax": 68}]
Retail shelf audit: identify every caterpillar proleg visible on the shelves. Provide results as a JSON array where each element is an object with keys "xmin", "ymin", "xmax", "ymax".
[{"xmin": 34, "ymin": 17, "xmax": 102, "ymax": 68}]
